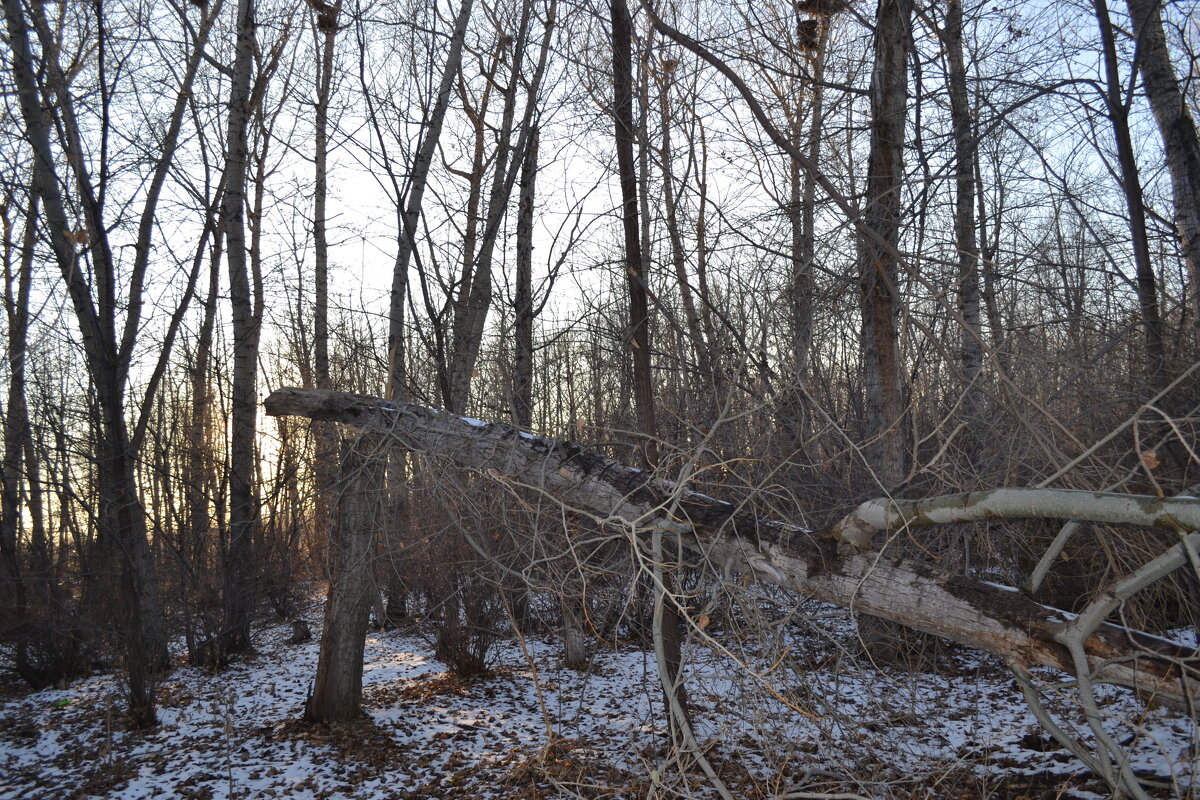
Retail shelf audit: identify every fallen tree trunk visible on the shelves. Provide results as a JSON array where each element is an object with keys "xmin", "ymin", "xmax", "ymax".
[{"xmin": 265, "ymin": 387, "xmax": 1199, "ymax": 708}]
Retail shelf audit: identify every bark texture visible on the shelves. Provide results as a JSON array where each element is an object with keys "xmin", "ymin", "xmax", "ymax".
[
  {"xmin": 305, "ymin": 437, "xmax": 384, "ymax": 722},
  {"xmin": 857, "ymin": 0, "xmax": 913, "ymax": 489},
  {"xmin": 265, "ymin": 387, "xmax": 1200, "ymax": 709},
  {"xmin": 512, "ymin": 126, "xmax": 538, "ymax": 429}
]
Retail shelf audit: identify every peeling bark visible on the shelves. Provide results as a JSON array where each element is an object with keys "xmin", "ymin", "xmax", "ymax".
[{"xmin": 265, "ymin": 387, "xmax": 1199, "ymax": 709}]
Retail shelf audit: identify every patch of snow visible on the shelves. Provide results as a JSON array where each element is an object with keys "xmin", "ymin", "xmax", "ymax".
[{"xmin": 0, "ymin": 597, "xmax": 1194, "ymax": 799}]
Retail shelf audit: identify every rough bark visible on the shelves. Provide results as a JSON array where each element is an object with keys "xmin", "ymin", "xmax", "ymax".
[
  {"xmin": 858, "ymin": 0, "xmax": 913, "ymax": 490},
  {"xmin": 560, "ymin": 591, "xmax": 588, "ymax": 671},
  {"xmin": 512, "ymin": 126, "xmax": 538, "ymax": 430},
  {"xmin": 265, "ymin": 387, "xmax": 1200, "ymax": 709},
  {"xmin": 305, "ymin": 437, "xmax": 383, "ymax": 722}
]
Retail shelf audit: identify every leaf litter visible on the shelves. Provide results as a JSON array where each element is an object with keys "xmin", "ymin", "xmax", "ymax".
[{"xmin": 0, "ymin": 596, "xmax": 1195, "ymax": 799}]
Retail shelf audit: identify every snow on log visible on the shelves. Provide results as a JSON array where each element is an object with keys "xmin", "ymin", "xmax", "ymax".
[{"xmin": 264, "ymin": 387, "xmax": 1199, "ymax": 708}]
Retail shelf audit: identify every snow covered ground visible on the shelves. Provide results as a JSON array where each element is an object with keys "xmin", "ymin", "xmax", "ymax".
[{"xmin": 0, "ymin": 596, "xmax": 1196, "ymax": 799}]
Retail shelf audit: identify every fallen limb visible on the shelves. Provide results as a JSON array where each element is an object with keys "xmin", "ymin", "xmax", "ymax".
[
  {"xmin": 832, "ymin": 489, "xmax": 1200, "ymax": 550},
  {"xmin": 265, "ymin": 387, "xmax": 1199, "ymax": 709}
]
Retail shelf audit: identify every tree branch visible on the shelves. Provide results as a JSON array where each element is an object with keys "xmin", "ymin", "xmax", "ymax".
[{"xmin": 265, "ymin": 387, "xmax": 1200, "ymax": 710}]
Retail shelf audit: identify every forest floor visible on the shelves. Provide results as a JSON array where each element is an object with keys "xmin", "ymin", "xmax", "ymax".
[{"xmin": 0, "ymin": 591, "xmax": 1196, "ymax": 799}]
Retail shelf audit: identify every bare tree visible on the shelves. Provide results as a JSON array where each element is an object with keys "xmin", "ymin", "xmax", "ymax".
[
  {"xmin": 610, "ymin": 0, "xmax": 690, "ymax": 740},
  {"xmin": 0, "ymin": 181, "xmax": 51, "ymax": 686},
  {"xmin": 382, "ymin": 0, "xmax": 475, "ymax": 404},
  {"xmin": 943, "ymin": 0, "xmax": 985, "ymax": 446},
  {"xmin": 1094, "ymin": 0, "xmax": 1164, "ymax": 389},
  {"xmin": 306, "ymin": 0, "xmax": 343, "ymax": 535},
  {"xmin": 219, "ymin": 0, "xmax": 262, "ymax": 659},
  {"xmin": 512, "ymin": 127, "xmax": 539, "ymax": 430},
  {"xmin": 858, "ymin": 0, "xmax": 913, "ymax": 491},
  {"xmin": 445, "ymin": 0, "xmax": 555, "ymax": 413},
  {"xmin": 1, "ymin": 0, "xmax": 222, "ymax": 725}
]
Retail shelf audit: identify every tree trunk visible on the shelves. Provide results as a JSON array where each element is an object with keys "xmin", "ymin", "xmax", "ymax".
[
  {"xmin": 0, "ymin": 188, "xmax": 50, "ymax": 686},
  {"xmin": 611, "ymin": 0, "xmax": 687, "ymax": 737},
  {"xmin": 560, "ymin": 591, "xmax": 588, "ymax": 671},
  {"xmin": 265, "ymin": 387, "xmax": 1200, "ymax": 710},
  {"xmin": 512, "ymin": 126, "xmax": 538, "ymax": 430},
  {"xmin": 220, "ymin": 0, "xmax": 261, "ymax": 657},
  {"xmin": 387, "ymin": 0, "xmax": 474, "ymax": 402},
  {"xmin": 858, "ymin": 0, "xmax": 913, "ymax": 490},
  {"xmin": 781, "ymin": 16, "xmax": 829, "ymax": 457},
  {"xmin": 944, "ymin": 0, "xmax": 985, "ymax": 445},
  {"xmin": 305, "ymin": 436, "xmax": 383, "ymax": 722},
  {"xmin": 309, "ymin": 0, "xmax": 342, "ymax": 533},
  {"xmin": 0, "ymin": 191, "xmax": 35, "ymax": 640},
  {"xmin": 612, "ymin": 0, "xmax": 656, "ymax": 467},
  {"xmin": 446, "ymin": 0, "xmax": 553, "ymax": 413},
  {"xmin": 1125, "ymin": 0, "xmax": 1200, "ymax": 336},
  {"xmin": 186, "ymin": 224, "xmax": 223, "ymax": 620},
  {"xmin": 2, "ymin": 0, "xmax": 170, "ymax": 727},
  {"xmin": 1095, "ymin": 0, "xmax": 1165, "ymax": 389},
  {"xmin": 656, "ymin": 60, "xmax": 715, "ymax": 423}
]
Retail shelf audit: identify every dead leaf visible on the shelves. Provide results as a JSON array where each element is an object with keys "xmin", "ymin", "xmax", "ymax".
[
  {"xmin": 697, "ymin": 614, "xmax": 710, "ymax": 631},
  {"xmin": 1140, "ymin": 450, "xmax": 1160, "ymax": 470}
]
